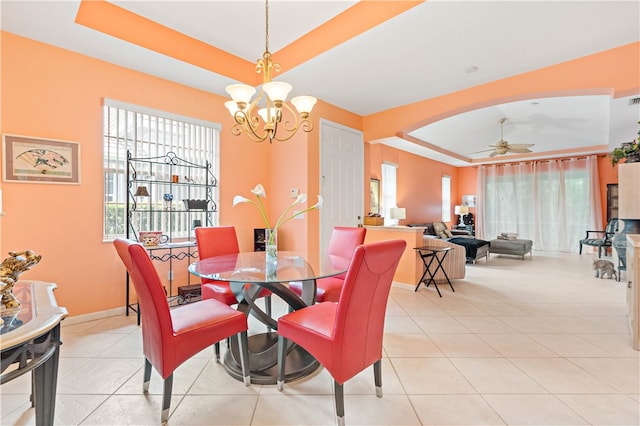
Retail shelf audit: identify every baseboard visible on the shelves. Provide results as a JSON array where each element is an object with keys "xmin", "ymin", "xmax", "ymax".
[{"xmin": 62, "ymin": 306, "xmax": 127, "ymax": 326}]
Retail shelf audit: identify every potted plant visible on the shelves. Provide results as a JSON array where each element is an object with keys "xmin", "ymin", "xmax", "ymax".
[{"xmin": 610, "ymin": 122, "xmax": 640, "ymax": 166}]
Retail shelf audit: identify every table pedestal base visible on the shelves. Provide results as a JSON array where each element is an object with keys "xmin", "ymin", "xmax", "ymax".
[{"xmin": 223, "ymin": 332, "xmax": 319, "ymax": 385}]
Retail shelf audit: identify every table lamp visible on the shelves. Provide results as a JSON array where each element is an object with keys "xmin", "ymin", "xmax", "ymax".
[
  {"xmin": 454, "ymin": 205, "xmax": 469, "ymax": 226},
  {"xmin": 390, "ymin": 207, "xmax": 406, "ymax": 226}
]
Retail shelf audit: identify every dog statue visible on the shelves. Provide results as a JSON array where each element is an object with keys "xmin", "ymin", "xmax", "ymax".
[{"xmin": 0, "ymin": 250, "xmax": 42, "ymax": 316}]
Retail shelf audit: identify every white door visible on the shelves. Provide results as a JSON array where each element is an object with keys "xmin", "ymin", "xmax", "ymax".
[{"xmin": 319, "ymin": 119, "xmax": 364, "ymax": 268}]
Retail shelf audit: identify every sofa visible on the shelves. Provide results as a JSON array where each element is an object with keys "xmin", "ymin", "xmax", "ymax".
[{"xmin": 408, "ymin": 222, "xmax": 489, "ymax": 264}]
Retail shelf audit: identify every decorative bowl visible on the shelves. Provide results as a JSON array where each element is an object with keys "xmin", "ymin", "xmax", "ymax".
[
  {"xmin": 182, "ymin": 199, "xmax": 209, "ymax": 210},
  {"xmin": 139, "ymin": 231, "xmax": 166, "ymax": 246}
]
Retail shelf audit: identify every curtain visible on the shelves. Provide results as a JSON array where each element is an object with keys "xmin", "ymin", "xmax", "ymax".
[{"xmin": 476, "ymin": 155, "xmax": 602, "ymax": 252}]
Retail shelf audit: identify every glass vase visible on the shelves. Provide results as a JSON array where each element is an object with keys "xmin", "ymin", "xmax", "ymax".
[{"xmin": 265, "ymin": 228, "xmax": 278, "ymax": 277}]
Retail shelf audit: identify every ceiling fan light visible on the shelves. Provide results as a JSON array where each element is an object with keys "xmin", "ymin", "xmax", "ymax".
[
  {"xmin": 263, "ymin": 81, "xmax": 292, "ymax": 103},
  {"xmin": 291, "ymin": 95, "xmax": 317, "ymax": 115},
  {"xmin": 225, "ymin": 83, "xmax": 256, "ymax": 104}
]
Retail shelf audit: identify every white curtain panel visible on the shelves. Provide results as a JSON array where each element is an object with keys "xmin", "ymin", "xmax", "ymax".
[{"xmin": 476, "ymin": 155, "xmax": 602, "ymax": 252}]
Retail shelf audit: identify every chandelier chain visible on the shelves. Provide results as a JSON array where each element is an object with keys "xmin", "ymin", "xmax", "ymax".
[{"xmin": 265, "ymin": 0, "xmax": 269, "ymax": 54}]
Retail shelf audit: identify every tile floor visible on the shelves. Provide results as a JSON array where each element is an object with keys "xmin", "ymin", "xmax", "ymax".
[{"xmin": 1, "ymin": 251, "xmax": 639, "ymax": 425}]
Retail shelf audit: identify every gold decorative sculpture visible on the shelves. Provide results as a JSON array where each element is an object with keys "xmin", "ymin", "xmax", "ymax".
[{"xmin": 0, "ymin": 250, "xmax": 41, "ymax": 317}]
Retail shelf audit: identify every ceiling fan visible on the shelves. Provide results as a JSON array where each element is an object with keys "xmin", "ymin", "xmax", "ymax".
[{"xmin": 474, "ymin": 118, "xmax": 534, "ymax": 157}]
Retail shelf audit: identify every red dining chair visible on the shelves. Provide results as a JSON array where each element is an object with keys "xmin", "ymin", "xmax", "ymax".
[
  {"xmin": 276, "ymin": 239, "xmax": 406, "ymax": 426},
  {"xmin": 113, "ymin": 239, "xmax": 250, "ymax": 423},
  {"xmin": 289, "ymin": 226, "xmax": 366, "ymax": 303},
  {"xmin": 195, "ymin": 226, "xmax": 272, "ymax": 315}
]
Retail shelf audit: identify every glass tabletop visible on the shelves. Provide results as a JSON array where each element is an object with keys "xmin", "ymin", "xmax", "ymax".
[{"xmin": 189, "ymin": 251, "xmax": 345, "ymax": 283}]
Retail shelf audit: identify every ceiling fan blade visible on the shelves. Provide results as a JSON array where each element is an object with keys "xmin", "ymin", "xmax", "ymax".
[
  {"xmin": 508, "ymin": 144, "xmax": 534, "ymax": 149},
  {"xmin": 469, "ymin": 148, "xmax": 496, "ymax": 154},
  {"xmin": 508, "ymin": 147, "xmax": 533, "ymax": 153},
  {"xmin": 489, "ymin": 150, "xmax": 499, "ymax": 158}
]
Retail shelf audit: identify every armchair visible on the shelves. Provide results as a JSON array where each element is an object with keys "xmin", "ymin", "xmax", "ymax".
[{"xmin": 579, "ymin": 218, "xmax": 618, "ymax": 258}]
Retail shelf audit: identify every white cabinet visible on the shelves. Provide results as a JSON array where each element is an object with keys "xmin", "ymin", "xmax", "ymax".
[
  {"xmin": 627, "ymin": 234, "xmax": 640, "ymax": 350},
  {"xmin": 619, "ymin": 163, "xmax": 640, "ymax": 218}
]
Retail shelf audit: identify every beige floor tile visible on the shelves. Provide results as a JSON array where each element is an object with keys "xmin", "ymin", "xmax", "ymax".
[
  {"xmin": 383, "ymin": 333, "xmax": 444, "ymax": 357},
  {"xmin": 259, "ymin": 366, "xmax": 333, "ymax": 395},
  {"xmin": 169, "ymin": 394, "xmax": 259, "ymax": 425},
  {"xmin": 59, "ymin": 332, "xmax": 131, "ymax": 358},
  {"xmin": 527, "ymin": 333, "xmax": 615, "ymax": 357},
  {"xmin": 497, "ymin": 315, "xmax": 564, "ymax": 333},
  {"xmin": 566, "ymin": 357, "xmax": 640, "ymax": 394},
  {"xmin": 79, "ymin": 394, "xmax": 182, "ymax": 425},
  {"xmin": 383, "ymin": 314, "xmax": 423, "ymax": 333},
  {"xmin": 428, "ymin": 333, "xmax": 502, "ymax": 357},
  {"xmin": 556, "ymin": 394, "xmax": 640, "ymax": 425},
  {"xmin": 57, "ymin": 357, "xmax": 141, "ymax": 395},
  {"xmin": 483, "ymin": 394, "xmax": 589, "ymax": 425},
  {"xmin": 412, "ymin": 315, "xmax": 470, "ymax": 333},
  {"xmin": 578, "ymin": 332, "xmax": 640, "ymax": 357},
  {"xmin": 410, "ymin": 394, "xmax": 505, "ymax": 425},
  {"xmin": 509, "ymin": 357, "xmax": 618, "ymax": 393},
  {"xmin": 477, "ymin": 333, "xmax": 558, "ymax": 357},
  {"xmin": 454, "ymin": 315, "xmax": 516, "ymax": 333},
  {"xmin": 251, "ymin": 394, "xmax": 336, "ymax": 425},
  {"xmin": 391, "ymin": 358, "xmax": 476, "ymax": 394},
  {"xmin": 341, "ymin": 394, "xmax": 421, "ymax": 425},
  {"xmin": 450, "ymin": 358, "xmax": 547, "ymax": 394},
  {"xmin": 187, "ymin": 358, "xmax": 263, "ymax": 396}
]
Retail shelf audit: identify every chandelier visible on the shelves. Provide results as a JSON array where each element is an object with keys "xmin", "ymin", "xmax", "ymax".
[{"xmin": 224, "ymin": 0, "xmax": 317, "ymax": 143}]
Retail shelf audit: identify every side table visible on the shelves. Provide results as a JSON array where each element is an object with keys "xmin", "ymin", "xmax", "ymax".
[
  {"xmin": 414, "ymin": 247, "xmax": 455, "ymax": 297},
  {"xmin": 1, "ymin": 280, "xmax": 68, "ymax": 426}
]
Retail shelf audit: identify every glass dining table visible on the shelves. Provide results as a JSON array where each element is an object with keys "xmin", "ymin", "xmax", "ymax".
[{"xmin": 188, "ymin": 251, "xmax": 345, "ymax": 385}]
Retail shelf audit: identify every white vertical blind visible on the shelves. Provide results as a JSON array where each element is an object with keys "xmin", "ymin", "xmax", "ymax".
[
  {"xmin": 382, "ymin": 162, "xmax": 398, "ymax": 226},
  {"xmin": 442, "ymin": 175, "xmax": 451, "ymax": 222}
]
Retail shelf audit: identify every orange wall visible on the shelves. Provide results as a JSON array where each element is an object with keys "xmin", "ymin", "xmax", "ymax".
[
  {"xmin": 367, "ymin": 143, "xmax": 460, "ymax": 226},
  {"xmin": 0, "ymin": 32, "xmax": 359, "ymax": 316}
]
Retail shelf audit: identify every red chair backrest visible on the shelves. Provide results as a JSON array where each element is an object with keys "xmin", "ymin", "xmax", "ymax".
[
  {"xmin": 327, "ymin": 227, "xmax": 367, "ymax": 280},
  {"xmin": 333, "ymin": 239, "xmax": 406, "ymax": 383},
  {"xmin": 113, "ymin": 238, "xmax": 173, "ymax": 376},
  {"xmin": 195, "ymin": 226, "xmax": 240, "ymax": 284}
]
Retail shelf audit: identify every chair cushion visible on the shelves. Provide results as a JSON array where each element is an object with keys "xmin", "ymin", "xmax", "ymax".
[
  {"xmin": 432, "ymin": 221, "xmax": 449, "ymax": 238},
  {"xmin": 581, "ymin": 238, "xmax": 610, "ymax": 246}
]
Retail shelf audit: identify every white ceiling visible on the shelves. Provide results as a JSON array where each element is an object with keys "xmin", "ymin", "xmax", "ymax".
[{"xmin": 2, "ymin": 0, "xmax": 639, "ymax": 166}]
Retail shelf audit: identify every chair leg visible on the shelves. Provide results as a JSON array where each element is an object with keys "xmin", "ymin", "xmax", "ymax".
[
  {"xmin": 579, "ymin": 242, "xmax": 583, "ymax": 255},
  {"xmin": 598, "ymin": 246, "xmax": 602, "ymax": 258},
  {"xmin": 238, "ymin": 331, "xmax": 251, "ymax": 386},
  {"xmin": 214, "ymin": 342, "xmax": 221, "ymax": 363},
  {"xmin": 276, "ymin": 335, "xmax": 286, "ymax": 391},
  {"xmin": 334, "ymin": 380, "xmax": 345, "ymax": 426},
  {"xmin": 143, "ymin": 358, "xmax": 152, "ymax": 393},
  {"xmin": 373, "ymin": 360, "xmax": 382, "ymax": 398},
  {"xmin": 161, "ymin": 374, "xmax": 173, "ymax": 423}
]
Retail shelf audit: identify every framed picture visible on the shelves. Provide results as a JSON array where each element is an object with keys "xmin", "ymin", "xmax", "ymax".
[
  {"xmin": 462, "ymin": 194, "xmax": 476, "ymax": 207},
  {"xmin": 369, "ymin": 178, "xmax": 380, "ymax": 214},
  {"xmin": 3, "ymin": 134, "xmax": 80, "ymax": 184}
]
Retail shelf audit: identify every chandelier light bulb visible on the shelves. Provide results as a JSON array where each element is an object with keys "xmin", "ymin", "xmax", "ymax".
[
  {"xmin": 225, "ymin": 83, "xmax": 256, "ymax": 105},
  {"xmin": 224, "ymin": 100, "xmax": 241, "ymax": 115},
  {"xmin": 262, "ymin": 81, "xmax": 292, "ymax": 104},
  {"xmin": 291, "ymin": 95, "xmax": 317, "ymax": 116},
  {"xmin": 258, "ymin": 107, "xmax": 277, "ymax": 124}
]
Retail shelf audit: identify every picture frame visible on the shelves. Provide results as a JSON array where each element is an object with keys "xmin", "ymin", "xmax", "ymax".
[
  {"xmin": 462, "ymin": 194, "xmax": 477, "ymax": 207},
  {"xmin": 369, "ymin": 178, "xmax": 380, "ymax": 214},
  {"xmin": 3, "ymin": 134, "xmax": 80, "ymax": 184}
]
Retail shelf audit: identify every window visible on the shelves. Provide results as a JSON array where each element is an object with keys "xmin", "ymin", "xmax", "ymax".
[
  {"xmin": 442, "ymin": 175, "xmax": 451, "ymax": 222},
  {"xmin": 381, "ymin": 162, "xmax": 397, "ymax": 226},
  {"xmin": 103, "ymin": 99, "xmax": 220, "ymax": 241}
]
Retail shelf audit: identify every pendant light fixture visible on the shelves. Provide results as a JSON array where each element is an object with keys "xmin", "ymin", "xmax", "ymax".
[{"xmin": 224, "ymin": 0, "xmax": 317, "ymax": 143}]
